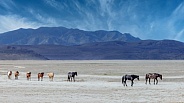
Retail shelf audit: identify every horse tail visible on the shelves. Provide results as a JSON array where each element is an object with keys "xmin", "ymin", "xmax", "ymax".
[{"xmin": 122, "ymin": 76, "xmax": 125, "ymax": 84}]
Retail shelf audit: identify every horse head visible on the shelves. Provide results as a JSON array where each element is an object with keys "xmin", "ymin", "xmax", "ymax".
[
  {"xmin": 137, "ymin": 76, "xmax": 140, "ymax": 81},
  {"xmin": 159, "ymin": 74, "xmax": 162, "ymax": 80},
  {"xmin": 132, "ymin": 75, "xmax": 139, "ymax": 80},
  {"xmin": 75, "ymin": 72, "xmax": 77, "ymax": 76},
  {"xmin": 41, "ymin": 72, "xmax": 44, "ymax": 76},
  {"xmin": 15, "ymin": 71, "xmax": 19, "ymax": 75}
]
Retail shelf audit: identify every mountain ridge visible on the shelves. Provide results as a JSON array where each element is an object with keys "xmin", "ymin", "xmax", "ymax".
[
  {"xmin": 0, "ymin": 27, "xmax": 184, "ymax": 60},
  {"xmin": 0, "ymin": 27, "xmax": 141, "ymax": 45}
]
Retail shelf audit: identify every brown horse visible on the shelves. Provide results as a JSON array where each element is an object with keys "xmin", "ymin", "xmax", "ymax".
[
  {"xmin": 14, "ymin": 71, "xmax": 19, "ymax": 80},
  {"xmin": 26, "ymin": 72, "xmax": 31, "ymax": 81},
  {"xmin": 47, "ymin": 72, "xmax": 54, "ymax": 81},
  {"xmin": 7, "ymin": 71, "xmax": 12, "ymax": 79},
  {"xmin": 145, "ymin": 73, "xmax": 162, "ymax": 85},
  {"xmin": 38, "ymin": 72, "xmax": 44, "ymax": 81}
]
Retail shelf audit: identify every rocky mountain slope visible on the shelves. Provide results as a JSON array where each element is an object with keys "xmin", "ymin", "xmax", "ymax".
[{"xmin": 0, "ymin": 27, "xmax": 140, "ymax": 45}]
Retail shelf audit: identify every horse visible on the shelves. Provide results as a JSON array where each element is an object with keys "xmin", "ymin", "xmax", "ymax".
[
  {"xmin": 122, "ymin": 74, "xmax": 139, "ymax": 87},
  {"xmin": 26, "ymin": 72, "xmax": 31, "ymax": 81},
  {"xmin": 7, "ymin": 71, "xmax": 12, "ymax": 79},
  {"xmin": 47, "ymin": 72, "xmax": 54, "ymax": 81},
  {"xmin": 38, "ymin": 72, "xmax": 44, "ymax": 81},
  {"xmin": 68, "ymin": 72, "xmax": 77, "ymax": 82},
  {"xmin": 145, "ymin": 73, "xmax": 162, "ymax": 85},
  {"xmin": 14, "ymin": 71, "xmax": 19, "ymax": 80}
]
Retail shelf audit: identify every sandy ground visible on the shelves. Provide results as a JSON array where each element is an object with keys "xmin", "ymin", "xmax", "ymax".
[{"xmin": 0, "ymin": 60, "xmax": 184, "ymax": 103}]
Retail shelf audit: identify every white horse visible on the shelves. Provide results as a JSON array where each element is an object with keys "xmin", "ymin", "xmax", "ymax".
[
  {"xmin": 7, "ymin": 71, "xmax": 12, "ymax": 79},
  {"xmin": 47, "ymin": 72, "xmax": 54, "ymax": 81}
]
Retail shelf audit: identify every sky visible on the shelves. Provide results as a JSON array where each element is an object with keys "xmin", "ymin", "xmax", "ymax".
[{"xmin": 0, "ymin": 0, "xmax": 184, "ymax": 42}]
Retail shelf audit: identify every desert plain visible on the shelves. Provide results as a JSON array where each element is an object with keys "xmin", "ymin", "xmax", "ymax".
[{"xmin": 0, "ymin": 60, "xmax": 184, "ymax": 103}]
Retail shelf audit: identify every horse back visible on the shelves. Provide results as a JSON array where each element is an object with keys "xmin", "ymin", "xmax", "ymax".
[
  {"xmin": 38, "ymin": 72, "xmax": 44, "ymax": 78},
  {"xmin": 8, "ymin": 71, "xmax": 12, "ymax": 76},
  {"xmin": 15, "ymin": 71, "xmax": 19, "ymax": 76},
  {"xmin": 146, "ymin": 73, "xmax": 160, "ymax": 79},
  {"xmin": 48, "ymin": 72, "xmax": 54, "ymax": 77}
]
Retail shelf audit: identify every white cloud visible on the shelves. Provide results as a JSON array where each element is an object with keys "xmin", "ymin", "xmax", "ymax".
[
  {"xmin": 165, "ymin": 2, "xmax": 184, "ymax": 41},
  {"xmin": 0, "ymin": 0, "xmax": 16, "ymax": 10},
  {"xmin": 43, "ymin": 0, "xmax": 65, "ymax": 10},
  {"xmin": 27, "ymin": 8, "xmax": 60, "ymax": 27},
  {"xmin": 1, "ymin": 0, "xmax": 184, "ymax": 42},
  {"xmin": 0, "ymin": 15, "xmax": 41, "ymax": 33},
  {"xmin": 174, "ymin": 29, "xmax": 184, "ymax": 40}
]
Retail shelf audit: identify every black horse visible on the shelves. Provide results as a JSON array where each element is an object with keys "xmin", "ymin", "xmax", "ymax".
[
  {"xmin": 145, "ymin": 73, "xmax": 162, "ymax": 85},
  {"xmin": 122, "ymin": 74, "xmax": 139, "ymax": 86},
  {"xmin": 68, "ymin": 72, "xmax": 77, "ymax": 82}
]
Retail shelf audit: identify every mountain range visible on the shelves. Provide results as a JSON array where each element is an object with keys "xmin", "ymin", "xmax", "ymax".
[
  {"xmin": 0, "ymin": 27, "xmax": 184, "ymax": 60},
  {"xmin": 0, "ymin": 27, "xmax": 140, "ymax": 45}
]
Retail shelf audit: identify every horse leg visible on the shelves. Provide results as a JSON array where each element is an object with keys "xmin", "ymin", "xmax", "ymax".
[
  {"xmin": 71, "ymin": 77, "xmax": 73, "ymax": 82},
  {"xmin": 124, "ymin": 80, "xmax": 127, "ymax": 86},
  {"xmin": 154, "ymin": 79, "xmax": 155, "ymax": 85},
  {"xmin": 131, "ymin": 80, "xmax": 134, "ymax": 87},
  {"xmin": 123, "ymin": 81, "xmax": 126, "ymax": 86},
  {"xmin": 50, "ymin": 77, "xmax": 53, "ymax": 81},
  {"xmin": 67, "ymin": 76, "xmax": 70, "ymax": 82},
  {"xmin": 49, "ymin": 77, "xmax": 51, "ymax": 81},
  {"xmin": 145, "ymin": 78, "xmax": 147, "ymax": 84},
  {"xmin": 149, "ymin": 78, "xmax": 151, "ymax": 85},
  {"xmin": 74, "ymin": 77, "xmax": 75, "ymax": 82},
  {"xmin": 68, "ymin": 77, "xmax": 71, "ymax": 82},
  {"xmin": 156, "ymin": 78, "xmax": 158, "ymax": 85},
  {"xmin": 69, "ymin": 77, "xmax": 70, "ymax": 82}
]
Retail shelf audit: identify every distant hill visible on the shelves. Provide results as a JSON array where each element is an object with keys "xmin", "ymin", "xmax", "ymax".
[
  {"xmin": 0, "ymin": 27, "xmax": 140, "ymax": 45},
  {"xmin": 0, "ymin": 45, "xmax": 47, "ymax": 60},
  {"xmin": 1, "ymin": 40, "xmax": 184, "ymax": 60}
]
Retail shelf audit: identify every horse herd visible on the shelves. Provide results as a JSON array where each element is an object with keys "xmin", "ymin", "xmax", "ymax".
[
  {"xmin": 122, "ymin": 73, "xmax": 162, "ymax": 87},
  {"xmin": 6, "ymin": 70, "xmax": 161, "ymax": 87},
  {"xmin": 6, "ymin": 71, "xmax": 78, "ymax": 82}
]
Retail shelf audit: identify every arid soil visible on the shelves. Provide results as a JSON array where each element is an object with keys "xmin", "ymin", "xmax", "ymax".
[{"xmin": 0, "ymin": 60, "xmax": 184, "ymax": 103}]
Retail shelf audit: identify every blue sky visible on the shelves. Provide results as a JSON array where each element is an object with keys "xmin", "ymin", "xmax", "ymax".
[{"xmin": 0, "ymin": 0, "xmax": 184, "ymax": 41}]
